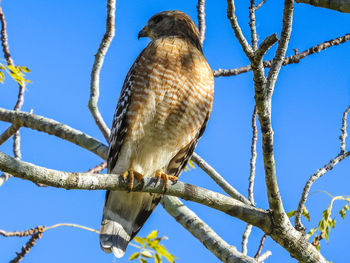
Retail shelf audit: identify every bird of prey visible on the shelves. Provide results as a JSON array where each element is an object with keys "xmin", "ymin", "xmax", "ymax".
[{"xmin": 99, "ymin": 10, "xmax": 214, "ymax": 258}]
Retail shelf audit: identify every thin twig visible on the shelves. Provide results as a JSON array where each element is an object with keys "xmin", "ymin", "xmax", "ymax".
[
  {"xmin": 0, "ymin": 4, "xmax": 26, "ymax": 168},
  {"xmin": 88, "ymin": 0, "xmax": 115, "ymax": 141},
  {"xmin": 241, "ymin": 224, "xmax": 253, "ymax": 255},
  {"xmin": 197, "ymin": 0, "xmax": 206, "ymax": 45},
  {"xmin": 191, "ymin": 152, "xmax": 251, "ymax": 205},
  {"xmin": 340, "ymin": 105, "xmax": 350, "ymax": 154},
  {"xmin": 255, "ymin": 0, "xmax": 267, "ymax": 10},
  {"xmin": 248, "ymin": 106, "xmax": 258, "ymax": 205},
  {"xmin": 213, "ymin": 33, "xmax": 350, "ymax": 77},
  {"xmin": 242, "ymin": 107, "xmax": 258, "ymax": 255},
  {"xmin": 9, "ymin": 226, "xmax": 44, "ymax": 263},
  {"xmin": 254, "ymin": 234, "xmax": 267, "ymax": 259},
  {"xmin": 87, "ymin": 161, "xmax": 107, "ymax": 173},
  {"xmin": 295, "ymin": 151, "xmax": 350, "ymax": 231}
]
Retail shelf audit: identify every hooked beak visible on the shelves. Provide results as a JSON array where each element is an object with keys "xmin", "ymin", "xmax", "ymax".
[{"xmin": 138, "ymin": 26, "xmax": 149, "ymax": 39}]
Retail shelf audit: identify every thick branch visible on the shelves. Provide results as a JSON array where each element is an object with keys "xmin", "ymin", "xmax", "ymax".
[
  {"xmin": 191, "ymin": 153, "xmax": 250, "ymax": 205},
  {"xmin": 162, "ymin": 196, "xmax": 260, "ymax": 263},
  {"xmin": 0, "ymin": 150, "xmax": 271, "ymax": 232},
  {"xmin": 0, "ymin": 108, "xmax": 108, "ymax": 160},
  {"xmin": 296, "ymin": 0, "xmax": 350, "ymax": 13},
  {"xmin": 88, "ymin": 0, "xmax": 115, "ymax": 141}
]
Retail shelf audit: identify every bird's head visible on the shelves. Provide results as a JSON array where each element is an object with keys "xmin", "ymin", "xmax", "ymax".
[{"xmin": 138, "ymin": 11, "xmax": 202, "ymax": 50}]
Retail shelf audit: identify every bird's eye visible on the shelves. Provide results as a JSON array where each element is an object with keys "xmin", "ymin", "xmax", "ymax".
[{"xmin": 152, "ymin": 15, "xmax": 163, "ymax": 24}]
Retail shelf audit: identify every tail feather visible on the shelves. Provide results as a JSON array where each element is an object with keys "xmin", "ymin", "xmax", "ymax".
[{"xmin": 99, "ymin": 190, "xmax": 161, "ymax": 258}]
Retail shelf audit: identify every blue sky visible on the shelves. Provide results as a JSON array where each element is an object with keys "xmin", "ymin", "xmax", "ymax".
[{"xmin": 0, "ymin": 0, "xmax": 349, "ymax": 262}]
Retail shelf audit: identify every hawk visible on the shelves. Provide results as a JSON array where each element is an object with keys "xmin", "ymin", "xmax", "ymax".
[{"xmin": 99, "ymin": 10, "xmax": 214, "ymax": 258}]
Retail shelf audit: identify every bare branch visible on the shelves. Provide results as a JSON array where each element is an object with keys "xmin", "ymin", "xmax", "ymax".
[
  {"xmin": 0, "ymin": 4, "xmax": 26, "ymax": 160},
  {"xmin": 241, "ymin": 107, "xmax": 258, "ymax": 255},
  {"xmin": 87, "ymin": 161, "xmax": 107, "ymax": 173},
  {"xmin": 295, "ymin": 151, "xmax": 350, "ymax": 231},
  {"xmin": 266, "ymin": 0, "xmax": 294, "ymax": 95},
  {"xmin": 0, "ymin": 227, "xmax": 43, "ymax": 237},
  {"xmin": 249, "ymin": 0, "xmax": 258, "ymax": 51},
  {"xmin": 0, "ymin": 150, "xmax": 271, "ymax": 231},
  {"xmin": 255, "ymin": 0, "xmax": 267, "ymax": 10},
  {"xmin": 248, "ymin": 106, "xmax": 258, "ymax": 205},
  {"xmin": 254, "ymin": 234, "xmax": 267, "ymax": 259},
  {"xmin": 0, "ymin": 108, "xmax": 108, "ymax": 160},
  {"xmin": 241, "ymin": 224, "xmax": 253, "ymax": 255},
  {"xmin": 88, "ymin": 0, "xmax": 116, "ymax": 141},
  {"xmin": 0, "ymin": 122, "xmax": 21, "ymax": 146},
  {"xmin": 191, "ymin": 152, "xmax": 251, "ymax": 205},
  {"xmin": 9, "ymin": 226, "xmax": 44, "ymax": 263},
  {"xmin": 296, "ymin": 0, "xmax": 350, "ymax": 13},
  {"xmin": 214, "ymin": 33, "xmax": 350, "ymax": 77},
  {"xmin": 162, "ymin": 196, "xmax": 259, "ymax": 263},
  {"xmin": 340, "ymin": 105, "xmax": 350, "ymax": 154},
  {"xmin": 257, "ymin": 251, "xmax": 272, "ymax": 262},
  {"xmin": 197, "ymin": 0, "xmax": 206, "ymax": 45},
  {"xmin": 226, "ymin": 0, "xmax": 254, "ymax": 58},
  {"xmin": 255, "ymin": 33, "xmax": 278, "ymax": 63}
]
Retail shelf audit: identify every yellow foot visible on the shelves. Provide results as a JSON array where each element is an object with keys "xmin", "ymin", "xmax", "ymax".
[
  {"xmin": 154, "ymin": 170, "xmax": 178, "ymax": 190},
  {"xmin": 122, "ymin": 169, "xmax": 144, "ymax": 191}
]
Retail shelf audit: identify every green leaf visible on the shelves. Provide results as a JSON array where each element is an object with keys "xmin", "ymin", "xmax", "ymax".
[
  {"xmin": 129, "ymin": 252, "xmax": 140, "ymax": 260},
  {"xmin": 322, "ymin": 208, "xmax": 330, "ymax": 220},
  {"xmin": 154, "ymin": 244, "xmax": 176, "ymax": 263},
  {"xmin": 19, "ymin": 66, "xmax": 31, "ymax": 73},
  {"xmin": 316, "ymin": 243, "xmax": 321, "ymax": 252},
  {"xmin": 188, "ymin": 160, "xmax": 195, "ymax": 169},
  {"xmin": 287, "ymin": 210, "xmax": 295, "ymax": 218},
  {"xmin": 319, "ymin": 220, "xmax": 326, "ymax": 232},
  {"xmin": 344, "ymin": 204, "xmax": 349, "ymax": 211},
  {"xmin": 324, "ymin": 229, "xmax": 329, "ymax": 243},
  {"xmin": 306, "ymin": 227, "xmax": 317, "ymax": 240},
  {"xmin": 141, "ymin": 251, "xmax": 153, "ymax": 258},
  {"xmin": 154, "ymin": 253, "xmax": 162, "ymax": 263},
  {"xmin": 331, "ymin": 218, "xmax": 336, "ymax": 228},
  {"xmin": 134, "ymin": 237, "xmax": 146, "ymax": 248},
  {"xmin": 302, "ymin": 206, "xmax": 310, "ymax": 221},
  {"xmin": 139, "ymin": 258, "xmax": 147, "ymax": 263},
  {"xmin": 147, "ymin": 230, "xmax": 158, "ymax": 240},
  {"xmin": 339, "ymin": 209, "xmax": 346, "ymax": 220}
]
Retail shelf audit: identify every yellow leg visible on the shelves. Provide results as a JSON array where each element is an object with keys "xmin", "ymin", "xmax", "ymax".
[
  {"xmin": 154, "ymin": 169, "xmax": 178, "ymax": 189},
  {"xmin": 122, "ymin": 168, "xmax": 144, "ymax": 191}
]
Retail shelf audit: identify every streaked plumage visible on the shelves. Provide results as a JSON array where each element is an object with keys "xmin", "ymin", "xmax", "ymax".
[{"xmin": 99, "ymin": 10, "xmax": 214, "ymax": 258}]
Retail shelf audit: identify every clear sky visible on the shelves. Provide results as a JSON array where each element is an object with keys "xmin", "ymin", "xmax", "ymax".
[{"xmin": 0, "ymin": 0, "xmax": 349, "ymax": 262}]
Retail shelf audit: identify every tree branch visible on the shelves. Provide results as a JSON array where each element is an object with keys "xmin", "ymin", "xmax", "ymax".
[
  {"xmin": 191, "ymin": 152, "xmax": 251, "ymax": 205},
  {"xmin": 340, "ymin": 105, "xmax": 350, "ymax": 154},
  {"xmin": 0, "ymin": 108, "xmax": 108, "ymax": 160},
  {"xmin": 226, "ymin": 0, "xmax": 254, "ymax": 58},
  {"xmin": 0, "ymin": 150, "xmax": 271, "ymax": 232},
  {"xmin": 0, "ymin": 4, "xmax": 26, "ymax": 185},
  {"xmin": 295, "ymin": 151, "xmax": 350, "ymax": 231},
  {"xmin": 214, "ymin": 32, "xmax": 350, "ymax": 78},
  {"xmin": 197, "ymin": 0, "xmax": 206, "ymax": 45},
  {"xmin": 162, "ymin": 196, "xmax": 261, "ymax": 263},
  {"xmin": 249, "ymin": 0, "xmax": 258, "ymax": 51},
  {"xmin": 296, "ymin": 0, "xmax": 350, "ymax": 13},
  {"xmin": 88, "ymin": 0, "xmax": 115, "ymax": 141},
  {"xmin": 241, "ymin": 107, "xmax": 258, "ymax": 255}
]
